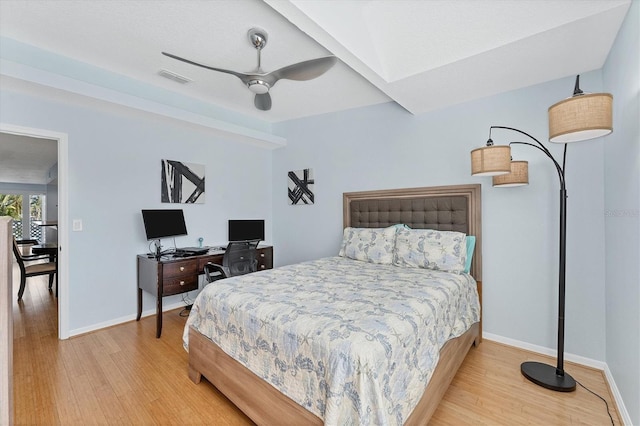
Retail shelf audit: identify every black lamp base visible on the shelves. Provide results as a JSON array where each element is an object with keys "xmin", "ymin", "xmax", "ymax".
[{"xmin": 521, "ymin": 361, "xmax": 576, "ymax": 392}]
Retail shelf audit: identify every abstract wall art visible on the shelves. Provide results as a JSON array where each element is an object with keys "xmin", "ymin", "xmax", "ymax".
[
  {"xmin": 288, "ymin": 168, "xmax": 314, "ymax": 205},
  {"xmin": 161, "ymin": 159, "xmax": 205, "ymax": 204}
]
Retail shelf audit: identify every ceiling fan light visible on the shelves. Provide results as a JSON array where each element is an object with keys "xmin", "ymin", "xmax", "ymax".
[
  {"xmin": 492, "ymin": 161, "xmax": 529, "ymax": 187},
  {"xmin": 548, "ymin": 93, "xmax": 613, "ymax": 143},
  {"xmin": 248, "ymin": 80, "xmax": 270, "ymax": 94},
  {"xmin": 470, "ymin": 145, "xmax": 511, "ymax": 176}
]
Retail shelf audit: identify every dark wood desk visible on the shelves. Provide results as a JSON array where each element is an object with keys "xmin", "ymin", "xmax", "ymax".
[{"xmin": 136, "ymin": 246, "xmax": 273, "ymax": 338}]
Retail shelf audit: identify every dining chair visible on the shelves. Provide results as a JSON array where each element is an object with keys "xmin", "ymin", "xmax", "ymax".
[
  {"xmin": 204, "ymin": 240, "xmax": 260, "ymax": 283},
  {"xmin": 12, "ymin": 238, "xmax": 57, "ymax": 301}
]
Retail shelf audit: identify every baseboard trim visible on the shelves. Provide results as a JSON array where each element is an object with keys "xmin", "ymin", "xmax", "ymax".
[
  {"xmin": 484, "ymin": 332, "xmax": 631, "ymax": 425},
  {"xmin": 483, "ymin": 332, "xmax": 605, "ymax": 369},
  {"xmin": 603, "ymin": 364, "xmax": 633, "ymax": 426},
  {"xmin": 68, "ymin": 301, "xmax": 187, "ymax": 337}
]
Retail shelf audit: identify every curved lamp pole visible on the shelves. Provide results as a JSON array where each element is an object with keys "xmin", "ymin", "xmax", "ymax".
[{"xmin": 489, "ymin": 125, "xmax": 575, "ymax": 391}]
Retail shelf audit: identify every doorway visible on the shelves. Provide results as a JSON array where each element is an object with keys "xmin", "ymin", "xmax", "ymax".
[{"xmin": 0, "ymin": 124, "xmax": 68, "ymax": 339}]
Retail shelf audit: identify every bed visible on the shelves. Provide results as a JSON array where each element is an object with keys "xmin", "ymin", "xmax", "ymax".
[{"xmin": 183, "ymin": 184, "xmax": 482, "ymax": 425}]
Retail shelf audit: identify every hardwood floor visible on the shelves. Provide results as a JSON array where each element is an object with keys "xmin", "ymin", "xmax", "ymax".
[{"xmin": 13, "ymin": 271, "xmax": 621, "ymax": 425}]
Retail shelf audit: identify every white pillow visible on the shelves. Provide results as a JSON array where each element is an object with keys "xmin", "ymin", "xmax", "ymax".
[
  {"xmin": 393, "ymin": 228, "xmax": 467, "ymax": 273},
  {"xmin": 338, "ymin": 226, "xmax": 397, "ymax": 264}
]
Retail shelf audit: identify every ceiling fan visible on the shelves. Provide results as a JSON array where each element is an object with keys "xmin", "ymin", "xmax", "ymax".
[{"xmin": 162, "ymin": 28, "xmax": 337, "ymax": 111}]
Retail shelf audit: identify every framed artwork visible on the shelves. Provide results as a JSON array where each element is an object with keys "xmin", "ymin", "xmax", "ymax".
[
  {"xmin": 161, "ymin": 159, "xmax": 205, "ymax": 204},
  {"xmin": 288, "ymin": 168, "xmax": 314, "ymax": 205}
]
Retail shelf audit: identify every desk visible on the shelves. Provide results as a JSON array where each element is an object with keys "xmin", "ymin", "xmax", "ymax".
[{"xmin": 136, "ymin": 246, "xmax": 273, "ymax": 338}]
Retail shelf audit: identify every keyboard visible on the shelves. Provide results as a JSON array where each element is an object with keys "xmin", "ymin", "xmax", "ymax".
[
  {"xmin": 172, "ymin": 251, "xmax": 193, "ymax": 258},
  {"xmin": 178, "ymin": 246, "xmax": 210, "ymax": 254}
]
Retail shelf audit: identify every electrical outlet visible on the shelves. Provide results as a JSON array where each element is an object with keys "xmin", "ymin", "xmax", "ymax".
[{"xmin": 72, "ymin": 219, "xmax": 83, "ymax": 231}]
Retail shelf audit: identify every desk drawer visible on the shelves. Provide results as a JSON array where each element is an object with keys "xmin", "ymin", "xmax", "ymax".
[
  {"xmin": 164, "ymin": 260, "xmax": 198, "ymax": 278},
  {"xmin": 163, "ymin": 275, "xmax": 198, "ymax": 296},
  {"xmin": 257, "ymin": 247, "xmax": 273, "ymax": 270}
]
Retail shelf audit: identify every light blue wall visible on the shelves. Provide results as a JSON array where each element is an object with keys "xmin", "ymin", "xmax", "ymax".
[
  {"xmin": 603, "ymin": 1, "xmax": 640, "ymax": 424},
  {"xmin": 273, "ymin": 73, "xmax": 608, "ymax": 363},
  {"xmin": 0, "ymin": 89, "xmax": 273, "ymax": 333}
]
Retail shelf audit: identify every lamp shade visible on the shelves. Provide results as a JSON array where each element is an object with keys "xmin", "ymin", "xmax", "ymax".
[
  {"xmin": 492, "ymin": 161, "xmax": 529, "ymax": 187},
  {"xmin": 470, "ymin": 145, "xmax": 511, "ymax": 176},
  {"xmin": 548, "ymin": 93, "xmax": 613, "ymax": 143}
]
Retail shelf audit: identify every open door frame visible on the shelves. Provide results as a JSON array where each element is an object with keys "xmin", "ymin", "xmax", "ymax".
[
  {"xmin": 1, "ymin": 217, "xmax": 13, "ymax": 424},
  {"xmin": 0, "ymin": 123, "xmax": 69, "ymax": 339}
]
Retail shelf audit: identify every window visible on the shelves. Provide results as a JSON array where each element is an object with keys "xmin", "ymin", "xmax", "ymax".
[{"xmin": 0, "ymin": 193, "xmax": 45, "ymax": 241}]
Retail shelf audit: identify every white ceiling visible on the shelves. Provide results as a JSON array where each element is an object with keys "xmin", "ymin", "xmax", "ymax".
[
  {"xmin": 0, "ymin": 133, "xmax": 57, "ymax": 185},
  {"xmin": 0, "ymin": 0, "xmax": 632, "ymax": 183}
]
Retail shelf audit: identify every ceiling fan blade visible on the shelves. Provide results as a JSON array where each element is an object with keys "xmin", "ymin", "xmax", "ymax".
[
  {"xmin": 254, "ymin": 93, "xmax": 272, "ymax": 111},
  {"xmin": 269, "ymin": 56, "xmax": 337, "ymax": 83},
  {"xmin": 162, "ymin": 52, "xmax": 250, "ymax": 83}
]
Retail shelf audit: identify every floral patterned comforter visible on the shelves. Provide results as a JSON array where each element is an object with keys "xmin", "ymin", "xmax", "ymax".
[{"xmin": 183, "ymin": 256, "xmax": 480, "ymax": 425}]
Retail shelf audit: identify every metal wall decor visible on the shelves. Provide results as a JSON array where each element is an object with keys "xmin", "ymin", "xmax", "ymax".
[
  {"xmin": 288, "ymin": 168, "xmax": 314, "ymax": 205},
  {"xmin": 161, "ymin": 159, "xmax": 205, "ymax": 204}
]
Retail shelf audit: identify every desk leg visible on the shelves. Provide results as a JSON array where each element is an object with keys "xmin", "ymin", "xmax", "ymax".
[
  {"xmin": 156, "ymin": 293, "xmax": 162, "ymax": 338},
  {"xmin": 136, "ymin": 288, "xmax": 142, "ymax": 321}
]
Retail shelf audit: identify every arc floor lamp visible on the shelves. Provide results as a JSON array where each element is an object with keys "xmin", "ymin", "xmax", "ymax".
[{"xmin": 470, "ymin": 76, "xmax": 613, "ymax": 392}]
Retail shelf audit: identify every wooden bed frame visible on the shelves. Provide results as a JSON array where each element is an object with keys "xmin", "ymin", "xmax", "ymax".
[{"xmin": 188, "ymin": 184, "xmax": 482, "ymax": 425}]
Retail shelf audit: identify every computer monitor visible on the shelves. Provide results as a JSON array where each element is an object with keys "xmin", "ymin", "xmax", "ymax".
[
  {"xmin": 228, "ymin": 219, "xmax": 264, "ymax": 242},
  {"xmin": 141, "ymin": 209, "xmax": 188, "ymax": 240}
]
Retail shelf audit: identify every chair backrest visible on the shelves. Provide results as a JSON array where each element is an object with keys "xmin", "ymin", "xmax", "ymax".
[
  {"xmin": 11, "ymin": 238, "xmax": 26, "ymax": 272},
  {"xmin": 223, "ymin": 240, "xmax": 260, "ymax": 277},
  {"xmin": 12, "ymin": 239, "xmax": 38, "ymax": 259}
]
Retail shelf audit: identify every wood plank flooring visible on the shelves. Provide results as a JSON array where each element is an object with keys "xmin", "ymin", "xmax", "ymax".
[{"xmin": 12, "ymin": 268, "xmax": 622, "ymax": 425}]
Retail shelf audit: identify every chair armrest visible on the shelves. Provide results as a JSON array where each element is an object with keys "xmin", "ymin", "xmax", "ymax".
[
  {"xmin": 204, "ymin": 262, "xmax": 229, "ymax": 283},
  {"xmin": 22, "ymin": 254, "xmax": 53, "ymax": 262},
  {"xmin": 16, "ymin": 239, "xmax": 39, "ymax": 245}
]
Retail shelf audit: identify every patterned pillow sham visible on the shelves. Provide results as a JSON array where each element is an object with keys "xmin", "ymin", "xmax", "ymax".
[
  {"xmin": 338, "ymin": 226, "xmax": 397, "ymax": 264},
  {"xmin": 393, "ymin": 228, "xmax": 468, "ymax": 273}
]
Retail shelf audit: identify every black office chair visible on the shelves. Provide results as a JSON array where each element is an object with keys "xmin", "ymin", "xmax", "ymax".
[
  {"xmin": 204, "ymin": 240, "xmax": 260, "ymax": 283},
  {"xmin": 12, "ymin": 238, "xmax": 57, "ymax": 301}
]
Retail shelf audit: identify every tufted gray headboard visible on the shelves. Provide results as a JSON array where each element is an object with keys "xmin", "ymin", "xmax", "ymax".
[{"xmin": 343, "ymin": 184, "xmax": 482, "ymax": 281}]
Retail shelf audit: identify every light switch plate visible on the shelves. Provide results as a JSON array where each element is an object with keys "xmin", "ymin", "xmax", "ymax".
[{"xmin": 72, "ymin": 219, "xmax": 83, "ymax": 231}]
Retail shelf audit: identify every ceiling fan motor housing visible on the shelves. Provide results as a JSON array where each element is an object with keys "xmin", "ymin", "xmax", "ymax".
[{"xmin": 248, "ymin": 80, "xmax": 270, "ymax": 94}]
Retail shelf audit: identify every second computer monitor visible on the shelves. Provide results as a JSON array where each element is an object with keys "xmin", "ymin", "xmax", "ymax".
[{"xmin": 228, "ymin": 219, "xmax": 265, "ymax": 242}]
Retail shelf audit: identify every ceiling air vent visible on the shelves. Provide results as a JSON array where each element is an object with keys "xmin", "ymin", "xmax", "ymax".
[{"xmin": 158, "ymin": 69, "xmax": 192, "ymax": 84}]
